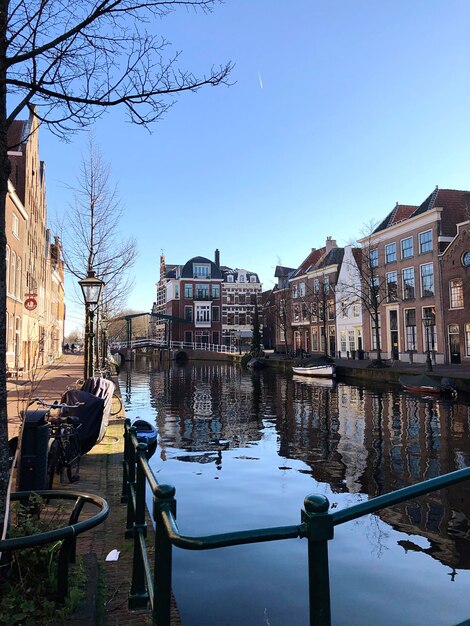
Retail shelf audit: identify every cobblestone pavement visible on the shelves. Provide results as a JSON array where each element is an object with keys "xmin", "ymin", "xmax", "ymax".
[{"xmin": 7, "ymin": 353, "xmax": 180, "ymax": 625}]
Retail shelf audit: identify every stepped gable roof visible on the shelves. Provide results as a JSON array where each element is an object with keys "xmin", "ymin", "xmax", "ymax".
[
  {"xmin": 181, "ymin": 256, "xmax": 222, "ymax": 279},
  {"xmin": 373, "ymin": 203, "xmax": 418, "ymax": 233}
]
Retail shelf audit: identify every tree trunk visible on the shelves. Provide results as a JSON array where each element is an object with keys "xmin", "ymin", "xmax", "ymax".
[{"xmin": 0, "ymin": 6, "xmax": 11, "ymax": 529}]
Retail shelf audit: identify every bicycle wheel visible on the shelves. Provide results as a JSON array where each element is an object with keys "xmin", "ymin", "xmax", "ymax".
[
  {"xmin": 64, "ymin": 432, "xmax": 81, "ymax": 483},
  {"xmin": 47, "ymin": 438, "xmax": 61, "ymax": 489},
  {"xmin": 110, "ymin": 393, "xmax": 123, "ymax": 416}
]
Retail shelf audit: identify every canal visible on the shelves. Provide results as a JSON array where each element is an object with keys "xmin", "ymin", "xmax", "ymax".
[{"xmin": 119, "ymin": 357, "xmax": 470, "ymax": 626}]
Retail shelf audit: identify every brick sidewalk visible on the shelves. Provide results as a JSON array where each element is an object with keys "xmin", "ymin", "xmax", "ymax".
[{"xmin": 7, "ymin": 354, "xmax": 180, "ymax": 625}]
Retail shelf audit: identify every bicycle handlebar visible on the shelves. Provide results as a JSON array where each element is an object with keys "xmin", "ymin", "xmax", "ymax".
[{"xmin": 34, "ymin": 397, "xmax": 85, "ymax": 410}]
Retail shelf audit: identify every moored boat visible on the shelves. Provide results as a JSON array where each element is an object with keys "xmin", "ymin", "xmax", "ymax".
[
  {"xmin": 399, "ymin": 374, "xmax": 455, "ymax": 396},
  {"xmin": 292, "ymin": 363, "xmax": 336, "ymax": 378},
  {"xmin": 133, "ymin": 418, "xmax": 158, "ymax": 446}
]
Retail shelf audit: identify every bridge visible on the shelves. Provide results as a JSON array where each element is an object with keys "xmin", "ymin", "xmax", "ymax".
[{"xmin": 111, "ymin": 338, "xmax": 240, "ymax": 361}]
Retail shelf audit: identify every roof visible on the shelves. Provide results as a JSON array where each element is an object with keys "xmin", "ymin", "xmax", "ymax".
[
  {"xmin": 373, "ymin": 188, "xmax": 470, "ymax": 236},
  {"xmin": 7, "ymin": 120, "xmax": 26, "ymax": 151},
  {"xmin": 373, "ymin": 204, "xmax": 418, "ymax": 233},
  {"xmin": 180, "ymin": 256, "xmax": 222, "ymax": 279}
]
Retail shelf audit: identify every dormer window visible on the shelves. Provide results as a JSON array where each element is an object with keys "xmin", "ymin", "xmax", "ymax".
[
  {"xmin": 193, "ymin": 264, "xmax": 210, "ymax": 278},
  {"xmin": 239, "ymin": 275, "xmax": 245, "ymax": 282},
  {"xmin": 227, "ymin": 275, "xmax": 234, "ymax": 282},
  {"xmin": 250, "ymin": 275, "xmax": 256, "ymax": 283}
]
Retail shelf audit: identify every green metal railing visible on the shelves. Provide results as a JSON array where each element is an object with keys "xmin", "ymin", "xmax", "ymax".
[
  {"xmin": 0, "ymin": 490, "xmax": 109, "ymax": 601},
  {"xmin": 122, "ymin": 418, "xmax": 470, "ymax": 625}
]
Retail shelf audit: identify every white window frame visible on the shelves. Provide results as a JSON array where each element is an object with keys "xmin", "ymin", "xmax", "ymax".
[{"xmin": 419, "ymin": 230, "xmax": 432, "ymax": 254}]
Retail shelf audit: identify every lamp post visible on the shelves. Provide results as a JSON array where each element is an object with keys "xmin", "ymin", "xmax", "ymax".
[
  {"xmin": 423, "ymin": 312, "xmax": 435, "ymax": 372},
  {"xmin": 79, "ymin": 271, "xmax": 105, "ymax": 379}
]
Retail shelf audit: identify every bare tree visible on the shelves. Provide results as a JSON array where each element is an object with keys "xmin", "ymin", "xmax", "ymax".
[
  {"xmin": 340, "ymin": 222, "xmax": 389, "ymax": 363},
  {"xmin": 59, "ymin": 134, "xmax": 137, "ymax": 314},
  {"xmin": 0, "ymin": 0, "xmax": 231, "ymax": 527}
]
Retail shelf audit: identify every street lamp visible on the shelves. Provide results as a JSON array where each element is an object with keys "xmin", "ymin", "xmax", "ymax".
[
  {"xmin": 423, "ymin": 311, "xmax": 435, "ymax": 372},
  {"xmin": 79, "ymin": 270, "xmax": 105, "ymax": 379}
]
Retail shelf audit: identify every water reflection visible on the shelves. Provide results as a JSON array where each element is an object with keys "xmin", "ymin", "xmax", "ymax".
[{"xmin": 121, "ymin": 357, "xmax": 470, "ymax": 624}]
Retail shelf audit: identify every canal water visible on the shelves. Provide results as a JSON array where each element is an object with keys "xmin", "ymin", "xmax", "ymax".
[{"xmin": 119, "ymin": 357, "xmax": 470, "ymax": 626}]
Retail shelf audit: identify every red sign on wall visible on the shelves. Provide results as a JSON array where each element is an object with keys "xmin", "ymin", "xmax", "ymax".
[{"xmin": 24, "ymin": 293, "xmax": 38, "ymax": 311}]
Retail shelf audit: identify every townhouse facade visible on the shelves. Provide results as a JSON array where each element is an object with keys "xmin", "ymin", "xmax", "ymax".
[
  {"xmin": 6, "ymin": 110, "xmax": 65, "ymax": 373},
  {"xmin": 152, "ymin": 250, "xmax": 262, "ymax": 348},
  {"xmin": 360, "ymin": 188, "xmax": 470, "ymax": 365}
]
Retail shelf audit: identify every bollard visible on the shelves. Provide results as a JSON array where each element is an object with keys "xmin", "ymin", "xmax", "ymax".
[
  {"xmin": 153, "ymin": 484, "xmax": 176, "ymax": 626},
  {"xmin": 301, "ymin": 494, "xmax": 334, "ymax": 626},
  {"xmin": 121, "ymin": 418, "xmax": 132, "ymax": 503},
  {"xmin": 125, "ymin": 426, "xmax": 138, "ymax": 537}
]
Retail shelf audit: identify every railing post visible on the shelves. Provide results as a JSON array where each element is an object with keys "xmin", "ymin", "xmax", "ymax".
[
  {"xmin": 301, "ymin": 495, "xmax": 334, "ymax": 626},
  {"xmin": 125, "ymin": 427, "xmax": 138, "ymax": 537},
  {"xmin": 122, "ymin": 418, "xmax": 132, "ymax": 503},
  {"xmin": 153, "ymin": 484, "xmax": 176, "ymax": 626},
  {"xmin": 129, "ymin": 443, "xmax": 149, "ymax": 609}
]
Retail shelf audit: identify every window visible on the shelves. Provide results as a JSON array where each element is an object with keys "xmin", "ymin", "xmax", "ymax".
[
  {"xmin": 193, "ymin": 264, "xmax": 210, "ymax": 278},
  {"xmin": 371, "ymin": 314, "xmax": 381, "ymax": 350},
  {"xmin": 401, "ymin": 237, "xmax": 413, "ymax": 259},
  {"xmin": 250, "ymin": 275, "xmax": 257, "ymax": 283},
  {"xmin": 465, "ymin": 324, "xmax": 470, "ymax": 357},
  {"xmin": 5, "ymin": 246, "xmax": 9, "ymax": 294},
  {"xmin": 239, "ymin": 275, "xmax": 245, "ymax": 282},
  {"xmin": 323, "ymin": 277, "xmax": 330, "ymax": 294},
  {"xmin": 420, "ymin": 263, "xmax": 434, "ymax": 297},
  {"xmin": 184, "ymin": 331, "xmax": 193, "ymax": 344},
  {"xmin": 313, "ymin": 278, "xmax": 320, "ymax": 293},
  {"xmin": 12, "ymin": 214, "xmax": 19, "ymax": 238},
  {"xmin": 195, "ymin": 284, "xmax": 209, "ymax": 299},
  {"xmin": 227, "ymin": 275, "xmax": 234, "ymax": 282},
  {"xmin": 348, "ymin": 331, "xmax": 355, "ymax": 353},
  {"xmin": 184, "ymin": 284, "xmax": 193, "ymax": 299},
  {"xmin": 422, "ymin": 306, "xmax": 436, "ymax": 350},
  {"xmin": 405, "ymin": 309, "xmax": 417, "ymax": 350},
  {"xmin": 212, "ymin": 284, "xmax": 220, "ymax": 299},
  {"xmin": 450, "ymin": 279, "xmax": 464, "ymax": 308},
  {"xmin": 185, "ymin": 306, "xmax": 193, "ymax": 322},
  {"xmin": 212, "ymin": 306, "xmax": 220, "ymax": 322},
  {"xmin": 327, "ymin": 300, "xmax": 334, "ymax": 320},
  {"xmin": 175, "ymin": 284, "xmax": 180, "ymax": 299},
  {"xmin": 311, "ymin": 327, "xmax": 319, "ymax": 351},
  {"xmin": 402, "ymin": 268, "xmax": 415, "ymax": 300},
  {"xmin": 299, "ymin": 282, "xmax": 306, "ymax": 297},
  {"xmin": 385, "ymin": 243, "xmax": 397, "ymax": 264},
  {"xmin": 293, "ymin": 284, "xmax": 298, "ymax": 298},
  {"xmin": 370, "ymin": 249, "xmax": 378, "ymax": 268},
  {"xmin": 419, "ymin": 230, "xmax": 432, "ymax": 254},
  {"xmin": 16, "ymin": 257, "xmax": 21, "ymax": 298},
  {"xmin": 370, "ymin": 276, "xmax": 379, "ymax": 300},
  {"xmin": 196, "ymin": 304, "xmax": 211, "ymax": 323},
  {"xmin": 10, "ymin": 252, "xmax": 16, "ymax": 295},
  {"xmin": 340, "ymin": 331, "xmax": 347, "ymax": 352},
  {"xmin": 386, "ymin": 271, "xmax": 398, "ymax": 302}
]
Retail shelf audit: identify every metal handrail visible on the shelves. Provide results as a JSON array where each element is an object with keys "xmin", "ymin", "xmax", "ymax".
[
  {"xmin": 1, "ymin": 490, "xmax": 109, "ymax": 601},
  {"xmin": 122, "ymin": 419, "xmax": 470, "ymax": 625}
]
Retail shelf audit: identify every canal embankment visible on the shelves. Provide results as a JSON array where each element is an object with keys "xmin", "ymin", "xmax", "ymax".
[{"xmin": 7, "ymin": 353, "xmax": 180, "ymax": 625}]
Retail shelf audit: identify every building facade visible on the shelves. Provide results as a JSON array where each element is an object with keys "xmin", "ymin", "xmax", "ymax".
[{"xmin": 6, "ymin": 110, "xmax": 65, "ymax": 373}]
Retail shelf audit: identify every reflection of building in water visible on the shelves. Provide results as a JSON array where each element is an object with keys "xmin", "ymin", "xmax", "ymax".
[
  {"xmin": 148, "ymin": 363, "xmax": 263, "ymax": 455},
  {"xmin": 358, "ymin": 390, "xmax": 470, "ymax": 570},
  {"xmin": 336, "ymin": 384, "xmax": 367, "ymax": 493}
]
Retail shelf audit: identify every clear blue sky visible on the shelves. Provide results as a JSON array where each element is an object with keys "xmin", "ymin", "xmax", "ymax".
[{"xmin": 38, "ymin": 1, "xmax": 470, "ymax": 333}]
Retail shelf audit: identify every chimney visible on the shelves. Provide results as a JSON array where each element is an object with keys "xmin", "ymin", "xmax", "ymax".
[
  {"xmin": 215, "ymin": 248, "xmax": 220, "ymax": 267},
  {"xmin": 325, "ymin": 236, "xmax": 336, "ymax": 253}
]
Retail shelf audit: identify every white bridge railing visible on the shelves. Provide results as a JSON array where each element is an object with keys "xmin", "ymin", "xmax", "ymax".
[{"xmin": 111, "ymin": 339, "xmax": 240, "ymax": 355}]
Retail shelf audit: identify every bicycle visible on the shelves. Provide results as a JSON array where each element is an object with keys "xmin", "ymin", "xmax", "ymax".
[{"xmin": 34, "ymin": 398, "xmax": 84, "ymax": 488}]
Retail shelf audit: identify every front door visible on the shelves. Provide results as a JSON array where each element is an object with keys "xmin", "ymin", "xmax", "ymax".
[
  {"xmin": 449, "ymin": 325, "xmax": 461, "ymax": 364},
  {"xmin": 389, "ymin": 310, "xmax": 399, "ymax": 360}
]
